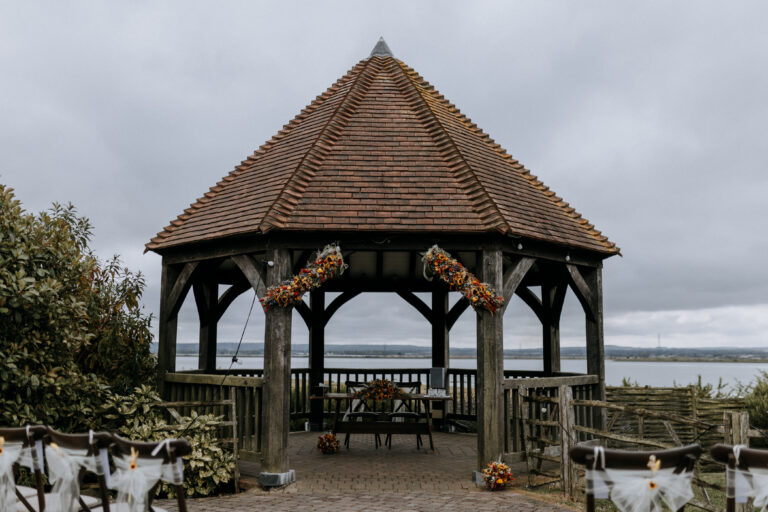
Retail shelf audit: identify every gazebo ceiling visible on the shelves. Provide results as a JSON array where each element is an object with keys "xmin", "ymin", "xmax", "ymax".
[{"xmin": 147, "ymin": 38, "xmax": 618, "ymax": 256}]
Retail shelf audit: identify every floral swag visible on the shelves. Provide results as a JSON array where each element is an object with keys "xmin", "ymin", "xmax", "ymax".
[
  {"xmin": 423, "ymin": 245, "xmax": 504, "ymax": 314},
  {"xmin": 259, "ymin": 244, "xmax": 347, "ymax": 311}
]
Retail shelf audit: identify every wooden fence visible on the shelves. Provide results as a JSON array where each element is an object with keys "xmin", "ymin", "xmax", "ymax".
[
  {"xmin": 515, "ymin": 384, "xmax": 762, "ymax": 512},
  {"xmin": 163, "ymin": 373, "xmax": 263, "ymax": 461}
]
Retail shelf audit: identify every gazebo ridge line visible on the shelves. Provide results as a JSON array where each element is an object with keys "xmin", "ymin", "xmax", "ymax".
[{"xmin": 147, "ymin": 37, "xmax": 619, "ymax": 485}]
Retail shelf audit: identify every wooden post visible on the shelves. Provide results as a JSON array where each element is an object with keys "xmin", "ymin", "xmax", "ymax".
[
  {"xmin": 261, "ymin": 248, "xmax": 293, "ymax": 475},
  {"xmin": 431, "ymin": 288, "xmax": 450, "ymax": 371},
  {"xmin": 558, "ymin": 385, "xmax": 576, "ymax": 500},
  {"xmin": 542, "ymin": 278, "xmax": 565, "ymax": 375},
  {"xmin": 724, "ymin": 411, "xmax": 750, "ymax": 512},
  {"xmin": 194, "ymin": 275, "xmax": 218, "ymax": 372},
  {"xmin": 158, "ymin": 262, "xmax": 180, "ymax": 377},
  {"xmin": 432, "ymin": 288, "xmax": 449, "ymax": 428},
  {"xmin": 308, "ymin": 289, "xmax": 325, "ymax": 431},
  {"xmin": 477, "ymin": 245, "xmax": 504, "ymax": 469},
  {"xmin": 584, "ymin": 266, "xmax": 605, "ymax": 429}
]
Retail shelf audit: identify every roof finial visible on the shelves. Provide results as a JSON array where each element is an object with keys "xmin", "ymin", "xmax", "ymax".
[{"xmin": 369, "ymin": 37, "xmax": 393, "ymax": 58}]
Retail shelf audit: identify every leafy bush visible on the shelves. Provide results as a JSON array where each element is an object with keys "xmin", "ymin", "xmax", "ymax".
[
  {"xmin": 0, "ymin": 184, "xmax": 231, "ymax": 496},
  {"xmin": 102, "ymin": 386, "xmax": 235, "ymax": 497}
]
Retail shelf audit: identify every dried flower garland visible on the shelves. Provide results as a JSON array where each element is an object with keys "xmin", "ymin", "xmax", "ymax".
[
  {"xmin": 423, "ymin": 245, "xmax": 504, "ymax": 314},
  {"xmin": 260, "ymin": 244, "xmax": 347, "ymax": 311},
  {"xmin": 352, "ymin": 379, "xmax": 408, "ymax": 401},
  {"xmin": 316, "ymin": 433, "xmax": 340, "ymax": 454},
  {"xmin": 482, "ymin": 460, "xmax": 514, "ymax": 491}
]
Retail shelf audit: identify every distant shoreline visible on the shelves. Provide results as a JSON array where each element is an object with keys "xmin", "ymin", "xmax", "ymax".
[{"xmin": 173, "ymin": 353, "xmax": 768, "ymax": 363}]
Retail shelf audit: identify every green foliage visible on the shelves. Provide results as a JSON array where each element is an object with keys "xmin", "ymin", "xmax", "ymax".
[
  {"xmin": 745, "ymin": 371, "xmax": 768, "ymax": 431},
  {"xmin": 0, "ymin": 184, "xmax": 231, "ymax": 497},
  {"xmin": 78, "ymin": 256, "xmax": 156, "ymax": 394},
  {"xmin": 102, "ymin": 386, "xmax": 235, "ymax": 497}
]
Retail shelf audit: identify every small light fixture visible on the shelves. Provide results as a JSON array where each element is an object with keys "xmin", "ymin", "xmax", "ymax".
[
  {"xmin": 262, "ymin": 260, "xmax": 275, "ymax": 267},
  {"xmin": 565, "ymin": 253, "xmax": 571, "ymax": 262},
  {"xmin": 516, "ymin": 243, "xmax": 523, "ymax": 250}
]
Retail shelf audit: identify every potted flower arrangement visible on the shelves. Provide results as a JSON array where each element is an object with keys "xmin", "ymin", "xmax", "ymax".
[
  {"xmin": 316, "ymin": 433, "xmax": 340, "ymax": 454},
  {"xmin": 482, "ymin": 460, "xmax": 514, "ymax": 491}
]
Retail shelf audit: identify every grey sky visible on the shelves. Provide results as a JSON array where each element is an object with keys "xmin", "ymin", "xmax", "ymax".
[{"xmin": 1, "ymin": 1, "xmax": 766, "ymax": 350}]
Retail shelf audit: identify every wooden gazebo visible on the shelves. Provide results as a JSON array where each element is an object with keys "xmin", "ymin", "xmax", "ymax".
[{"xmin": 147, "ymin": 38, "xmax": 619, "ymax": 484}]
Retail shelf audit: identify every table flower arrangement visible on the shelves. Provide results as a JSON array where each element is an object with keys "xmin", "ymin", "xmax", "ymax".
[
  {"xmin": 260, "ymin": 244, "xmax": 347, "ymax": 311},
  {"xmin": 423, "ymin": 245, "xmax": 504, "ymax": 314},
  {"xmin": 482, "ymin": 460, "xmax": 515, "ymax": 491},
  {"xmin": 352, "ymin": 379, "xmax": 408, "ymax": 401},
  {"xmin": 316, "ymin": 433, "xmax": 340, "ymax": 454}
]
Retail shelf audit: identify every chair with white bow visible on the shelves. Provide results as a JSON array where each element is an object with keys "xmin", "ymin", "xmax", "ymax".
[
  {"xmin": 44, "ymin": 428, "xmax": 113, "ymax": 512},
  {"xmin": 569, "ymin": 443, "xmax": 702, "ymax": 512},
  {"xmin": 0, "ymin": 425, "xmax": 47, "ymax": 512},
  {"xmin": 711, "ymin": 443, "xmax": 768, "ymax": 512},
  {"xmin": 99, "ymin": 436, "xmax": 191, "ymax": 512}
]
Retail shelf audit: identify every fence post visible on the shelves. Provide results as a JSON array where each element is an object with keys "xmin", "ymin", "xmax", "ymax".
[
  {"xmin": 559, "ymin": 385, "xmax": 576, "ymax": 500},
  {"xmin": 724, "ymin": 411, "xmax": 750, "ymax": 512}
]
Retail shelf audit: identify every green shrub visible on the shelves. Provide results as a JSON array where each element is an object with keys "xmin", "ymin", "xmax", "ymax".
[
  {"xmin": 0, "ymin": 184, "xmax": 231, "ymax": 497},
  {"xmin": 101, "ymin": 386, "xmax": 235, "ymax": 497}
]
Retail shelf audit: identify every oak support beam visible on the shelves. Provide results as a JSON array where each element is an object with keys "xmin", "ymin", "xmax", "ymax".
[
  {"xmin": 566, "ymin": 264, "xmax": 597, "ymax": 321},
  {"xmin": 232, "ymin": 254, "xmax": 267, "ymax": 299},
  {"xmin": 447, "ymin": 298, "xmax": 470, "ymax": 330},
  {"xmin": 167, "ymin": 261, "xmax": 198, "ymax": 318},
  {"xmin": 477, "ymin": 245, "xmax": 505, "ymax": 469},
  {"xmin": 323, "ymin": 291, "xmax": 361, "ymax": 327},
  {"xmin": 216, "ymin": 282, "xmax": 249, "ymax": 322},
  {"xmin": 542, "ymin": 280, "xmax": 567, "ymax": 375},
  {"xmin": 294, "ymin": 301, "xmax": 311, "ymax": 328},
  {"xmin": 261, "ymin": 248, "xmax": 293, "ymax": 475},
  {"xmin": 158, "ymin": 263, "xmax": 181, "ymax": 377},
  {"xmin": 308, "ymin": 290, "xmax": 325, "ymax": 431},
  {"xmin": 515, "ymin": 287, "xmax": 545, "ymax": 324},
  {"xmin": 396, "ymin": 291, "xmax": 432, "ymax": 323},
  {"xmin": 431, "ymin": 289, "xmax": 449, "ymax": 371},
  {"xmin": 502, "ymin": 257, "xmax": 535, "ymax": 311},
  {"xmin": 583, "ymin": 266, "xmax": 606, "ymax": 429},
  {"xmin": 193, "ymin": 273, "xmax": 219, "ymax": 372}
]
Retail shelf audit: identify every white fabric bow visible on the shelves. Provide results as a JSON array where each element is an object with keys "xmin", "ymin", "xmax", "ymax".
[
  {"xmin": 45, "ymin": 442, "xmax": 108, "ymax": 512},
  {"xmin": 604, "ymin": 467, "xmax": 694, "ymax": 512},
  {"xmin": 0, "ymin": 440, "xmax": 24, "ymax": 511},
  {"xmin": 585, "ymin": 446, "xmax": 694, "ymax": 512},
  {"xmin": 727, "ymin": 444, "xmax": 768, "ymax": 510},
  {"xmin": 108, "ymin": 451, "xmax": 164, "ymax": 512}
]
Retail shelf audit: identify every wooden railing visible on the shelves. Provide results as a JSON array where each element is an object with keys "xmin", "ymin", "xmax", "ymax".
[
  {"xmin": 182, "ymin": 367, "xmax": 593, "ymax": 425},
  {"xmin": 163, "ymin": 373, "xmax": 263, "ymax": 461}
]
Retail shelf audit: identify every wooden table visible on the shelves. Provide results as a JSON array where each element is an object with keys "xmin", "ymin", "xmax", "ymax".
[{"xmin": 311, "ymin": 393, "xmax": 452, "ymax": 451}]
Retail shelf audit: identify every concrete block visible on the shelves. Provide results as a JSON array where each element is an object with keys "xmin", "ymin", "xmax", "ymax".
[{"xmin": 258, "ymin": 469, "xmax": 296, "ymax": 488}]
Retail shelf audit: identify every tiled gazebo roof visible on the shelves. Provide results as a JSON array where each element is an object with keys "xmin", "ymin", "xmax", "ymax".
[{"xmin": 147, "ymin": 39, "xmax": 618, "ymax": 255}]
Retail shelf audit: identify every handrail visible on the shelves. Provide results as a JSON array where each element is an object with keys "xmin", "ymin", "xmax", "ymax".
[
  {"xmin": 164, "ymin": 372, "xmax": 263, "ymax": 387},
  {"xmin": 504, "ymin": 374, "xmax": 599, "ymax": 389}
]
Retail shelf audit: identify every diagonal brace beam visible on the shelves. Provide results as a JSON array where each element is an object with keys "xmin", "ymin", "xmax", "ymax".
[
  {"xmin": 502, "ymin": 257, "xmax": 535, "ymax": 311},
  {"xmin": 566, "ymin": 264, "xmax": 597, "ymax": 321}
]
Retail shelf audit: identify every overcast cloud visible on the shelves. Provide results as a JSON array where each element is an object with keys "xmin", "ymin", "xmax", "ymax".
[{"xmin": 1, "ymin": 1, "xmax": 766, "ymax": 350}]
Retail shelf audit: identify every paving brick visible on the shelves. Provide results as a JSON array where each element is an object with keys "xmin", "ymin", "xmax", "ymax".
[{"xmin": 156, "ymin": 432, "xmax": 575, "ymax": 512}]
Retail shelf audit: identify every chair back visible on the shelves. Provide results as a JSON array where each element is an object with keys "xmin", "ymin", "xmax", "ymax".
[
  {"xmin": 0, "ymin": 425, "xmax": 46, "ymax": 511},
  {"xmin": 343, "ymin": 381, "xmax": 373, "ymax": 420},
  {"xmin": 391, "ymin": 381, "xmax": 422, "ymax": 420},
  {"xmin": 711, "ymin": 443, "xmax": 768, "ymax": 512},
  {"xmin": 569, "ymin": 443, "xmax": 702, "ymax": 512},
  {"xmin": 109, "ymin": 435, "xmax": 192, "ymax": 512},
  {"xmin": 45, "ymin": 428, "xmax": 113, "ymax": 511}
]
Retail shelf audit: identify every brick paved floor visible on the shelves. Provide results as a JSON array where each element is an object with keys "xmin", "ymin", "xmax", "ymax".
[{"xmin": 157, "ymin": 432, "xmax": 577, "ymax": 511}]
